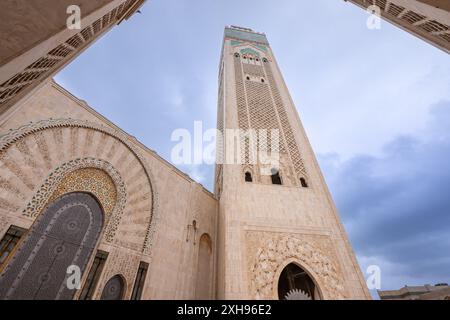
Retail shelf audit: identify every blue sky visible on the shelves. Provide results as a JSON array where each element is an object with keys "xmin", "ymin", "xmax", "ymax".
[{"xmin": 55, "ymin": 0, "xmax": 450, "ymax": 297}]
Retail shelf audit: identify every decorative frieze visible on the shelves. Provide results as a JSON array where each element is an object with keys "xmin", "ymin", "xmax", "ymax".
[
  {"xmin": 246, "ymin": 231, "xmax": 347, "ymax": 300},
  {"xmin": 22, "ymin": 158, "xmax": 125, "ymax": 243}
]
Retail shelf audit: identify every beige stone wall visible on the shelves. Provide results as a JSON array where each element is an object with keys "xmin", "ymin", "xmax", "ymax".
[
  {"xmin": 0, "ymin": 80, "xmax": 218, "ymax": 300},
  {"xmin": 216, "ymin": 34, "xmax": 371, "ymax": 300}
]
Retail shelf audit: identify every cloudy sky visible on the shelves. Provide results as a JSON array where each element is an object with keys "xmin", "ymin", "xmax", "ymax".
[{"xmin": 55, "ymin": 0, "xmax": 450, "ymax": 298}]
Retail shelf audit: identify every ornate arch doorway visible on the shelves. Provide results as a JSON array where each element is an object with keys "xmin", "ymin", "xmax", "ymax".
[
  {"xmin": 278, "ymin": 263, "xmax": 320, "ymax": 300},
  {"xmin": 0, "ymin": 192, "xmax": 103, "ymax": 300}
]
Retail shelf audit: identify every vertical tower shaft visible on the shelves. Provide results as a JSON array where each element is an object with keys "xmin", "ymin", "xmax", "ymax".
[{"xmin": 215, "ymin": 26, "xmax": 370, "ymax": 300}]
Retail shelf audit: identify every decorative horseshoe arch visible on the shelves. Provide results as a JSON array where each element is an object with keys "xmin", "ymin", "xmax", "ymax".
[
  {"xmin": 248, "ymin": 234, "xmax": 347, "ymax": 300},
  {"xmin": 0, "ymin": 118, "xmax": 159, "ymax": 254},
  {"xmin": 22, "ymin": 157, "xmax": 126, "ymax": 243}
]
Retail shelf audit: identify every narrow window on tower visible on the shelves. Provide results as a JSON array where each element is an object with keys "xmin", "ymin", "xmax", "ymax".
[
  {"xmin": 79, "ymin": 250, "xmax": 108, "ymax": 300},
  {"xmin": 245, "ymin": 171, "xmax": 253, "ymax": 182},
  {"xmin": 131, "ymin": 261, "xmax": 149, "ymax": 300},
  {"xmin": 0, "ymin": 225, "xmax": 26, "ymax": 269},
  {"xmin": 271, "ymin": 168, "xmax": 282, "ymax": 185},
  {"xmin": 300, "ymin": 178, "xmax": 308, "ymax": 188}
]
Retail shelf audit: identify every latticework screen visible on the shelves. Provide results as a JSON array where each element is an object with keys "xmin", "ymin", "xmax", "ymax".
[
  {"xmin": 232, "ymin": 51, "xmax": 307, "ymax": 180},
  {"xmin": 0, "ymin": 0, "xmax": 137, "ymax": 109},
  {"xmin": 349, "ymin": 0, "xmax": 450, "ymax": 51}
]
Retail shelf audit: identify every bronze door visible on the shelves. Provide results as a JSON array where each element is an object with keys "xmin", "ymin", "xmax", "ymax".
[{"xmin": 0, "ymin": 192, "xmax": 103, "ymax": 300}]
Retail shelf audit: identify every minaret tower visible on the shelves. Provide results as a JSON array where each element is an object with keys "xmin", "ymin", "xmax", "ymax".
[{"xmin": 215, "ymin": 26, "xmax": 370, "ymax": 300}]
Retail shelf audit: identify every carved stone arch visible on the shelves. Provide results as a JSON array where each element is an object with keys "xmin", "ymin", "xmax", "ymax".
[
  {"xmin": 195, "ymin": 233, "xmax": 213, "ymax": 299},
  {"xmin": 242, "ymin": 165, "xmax": 257, "ymax": 182},
  {"xmin": 231, "ymin": 42, "xmax": 268, "ymax": 58},
  {"xmin": 0, "ymin": 118, "xmax": 159, "ymax": 254},
  {"xmin": 273, "ymin": 257, "xmax": 324, "ymax": 300},
  {"xmin": 270, "ymin": 166, "xmax": 283, "ymax": 185},
  {"xmin": 100, "ymin": 274, "xmax": 126, "ymax": 300},
  {"xmin": 248, "ymin": 233, "xmax": 347, "ymax": 300},
  {"xmin": 21, "ymin": 157, "xmax": 126, "ymax": 243},
  {"xmin": 240, "ymin": 47, "xmax": 261, "ymax": 58}
]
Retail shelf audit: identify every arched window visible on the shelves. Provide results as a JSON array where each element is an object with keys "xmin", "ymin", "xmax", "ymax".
[
  {"xmin": 271, "ymin": 168, "xmax": 282, "ymax": 185},
  {"xmin": 261, "ymin": 78, "xmax": 265, "ymax": 83},
  {"xmin": 101, "ymin": 274, "xmax": 125, "ymax": 300},
  {"xmin": 246, "ymin": 76, "xmax": 250, "ymax": 80},
  {"xmin": 79, "ymin": 250, "xmax": 108, "ymax": 300},
  {"xmin": 131, "ymin": 261, "xmax": 149, "ymax": 300},
  {"xmin": 300, "ymin": 178, "xmax": 308, "ymax": 188},
  {"xmin": 245, "ymin": 171, "xmax": 253, "ymax": 182},
  {"xmin": 263, "ymin": 58, "xmax": 268, "ymax": 63},
  {"xmin": 0, "ymin": 225, "xmax": 26, "ymax": 270},
  {"xmin": 234, "ymin": 52, "xmax": 240, "ymax": 58},
  {"xmin": 278, "ymin": 263, "xmax": 319, "ymax": 300}
]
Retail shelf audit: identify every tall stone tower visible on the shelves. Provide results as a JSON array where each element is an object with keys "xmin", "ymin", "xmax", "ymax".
[{"xmin": 215, "ymin": 26, "xmax": 370, "ymax": 300}]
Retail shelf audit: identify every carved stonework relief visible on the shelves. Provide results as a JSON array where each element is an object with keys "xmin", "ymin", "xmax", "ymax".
[
  {"xmin": 94, "ymin": 249, "xmax": 141, "ymax": 300},
  {"xmin": 246, "ymin": 231, "xmax": 347, "ymax": 300},
  {"xmin": 0, "ymin": 118, "xmax": 159, "ymax": 254},
  {"xmin": 21, "ymin": 158, "xmax": 125, "ymax": 243},
  {"xmin": 49, "ymin": 168, "xmax": 117, "ymax": 217}
]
